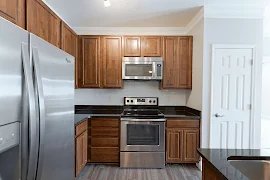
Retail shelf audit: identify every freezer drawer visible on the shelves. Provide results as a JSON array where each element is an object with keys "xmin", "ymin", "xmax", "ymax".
[{"xmin": 0, "ymin": 122, "xmax": 20, "ymax": 154}]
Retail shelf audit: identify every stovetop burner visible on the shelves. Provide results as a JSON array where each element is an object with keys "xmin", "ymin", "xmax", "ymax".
[{"xmin": 121, "ymin": 97, "xmax": 164, "ymax": 119}]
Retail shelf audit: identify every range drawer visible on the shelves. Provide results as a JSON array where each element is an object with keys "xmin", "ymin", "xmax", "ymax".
[
  {"xmin": 76, "ymin": 120, "xmax": 87, "ymax": 136},
  {"xmin": 91, "ymin": 147, "xmax": 119, "ymax": 162},
  {"xmin": 166, "ymin": 119, "xmax": 200, "ymax": 128}
]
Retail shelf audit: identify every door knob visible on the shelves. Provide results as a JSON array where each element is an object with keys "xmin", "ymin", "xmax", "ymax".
[{"xmin": 214, "ymin": 113, "xmax": 225, "ymax": 118}]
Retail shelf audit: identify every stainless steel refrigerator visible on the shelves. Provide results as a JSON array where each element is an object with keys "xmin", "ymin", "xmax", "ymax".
[{"xmin": 0, "ymin": 17, "xmax": 75, "ymax": 180}]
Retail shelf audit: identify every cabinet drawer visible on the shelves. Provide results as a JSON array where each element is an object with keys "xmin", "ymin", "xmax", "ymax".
[
  {"xmin": 91, "ymin": 118, "xmax": 119, "ymax": 127},
  {"xmin": 91, "ymin": 137, "xmax": 119, "ymax": 147},
  {"xmin": 91, "ymin": 147, "xmax": 119, "ymax": 162},
  {"xmin": 76, "ymin": 120, "xmax": 87, "ymax": 136},
  {"xmin": 166, "ymin": 119, "xmax": 199, "ymax": 128},
  {"xmin": 91, "ymin": 128, "xmax": 119, "ymax": 137}
]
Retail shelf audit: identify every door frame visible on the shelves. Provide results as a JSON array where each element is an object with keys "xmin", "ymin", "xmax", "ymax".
[{"xmin": 210, "ymin": 44, "xmax": 257, "ymax": 149}]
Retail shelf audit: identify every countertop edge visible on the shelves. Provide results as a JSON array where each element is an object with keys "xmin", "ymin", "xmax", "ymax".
[{"xmin": 197, "ymin": 149, "xmax": 229, "ymax": 180}]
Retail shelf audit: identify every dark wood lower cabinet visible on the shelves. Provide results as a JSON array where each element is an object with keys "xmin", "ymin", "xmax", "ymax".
[
  {"xmin": 75, "ymin": 121, "xmax": 88, "ymax": 177},
  {"xmin": 166, "ymin": 119, "xmax": 200, "ymax": 163},
  {"xmin": 88, "ymin": 117, "xmax": 120, "ymax": 163},
  {"xmin": 202, "ymin": 159, "xmax": 224, "ymax": 180},
  {"xmin": 91, "ymin": 147, "xmax": 119, "ymax": 163}
]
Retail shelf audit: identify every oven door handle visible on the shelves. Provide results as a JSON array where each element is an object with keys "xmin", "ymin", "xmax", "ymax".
[{"xmin": 120, "ymin": 118, "xmax": 166, "ymax": 122}]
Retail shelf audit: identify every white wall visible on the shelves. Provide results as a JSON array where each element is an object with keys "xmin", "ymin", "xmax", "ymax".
[
  {"xmin": 202, "ymin": 18, "xmax": 264, "ymax": 148},
  {"xmin": 75, "ymin": 81, "xmax": 187, "ymax": 105},
  {"xmin": 186, "ymin": 20, "xmax": 204, "ymax": 111}
]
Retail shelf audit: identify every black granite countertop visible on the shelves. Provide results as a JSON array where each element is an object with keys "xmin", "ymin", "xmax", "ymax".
[
  {"xmin": 75, "ymin": 105, "xmax": 201, "ymax": 121},
  {"xmin": 197, "ymin": 149, "xmax": 270, "ymax": 180}
]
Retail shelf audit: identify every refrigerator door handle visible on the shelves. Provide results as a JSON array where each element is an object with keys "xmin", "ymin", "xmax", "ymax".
[
  {"xmin": 21, "ymin": 43, "xmax": 38, "ymax": 180},
  {"xmin": 32, "ymin": 47, "xmax": 46, "ymax": 180}
]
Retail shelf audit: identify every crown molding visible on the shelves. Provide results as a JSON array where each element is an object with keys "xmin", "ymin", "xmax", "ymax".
[
  {"xmin": 72, "ymin": 27, "xmax": 187, "ymax": 35},
  {"xmin": 185, "ymin": 8, "xmax": 204, "ymax": 34},
  {"xmin": 204, "ymin": 5, "xmax": 265, "ymax": 19}
]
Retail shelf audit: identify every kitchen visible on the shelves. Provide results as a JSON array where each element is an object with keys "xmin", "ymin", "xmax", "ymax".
[{"xmin": 0, "ymin": 0, "xmax": 269, "ymax": 180}]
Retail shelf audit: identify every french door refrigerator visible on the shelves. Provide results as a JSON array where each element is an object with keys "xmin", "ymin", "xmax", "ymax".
[{"xmin": 0, "ymin": 17, "xmax": 74, "ymax": 180}]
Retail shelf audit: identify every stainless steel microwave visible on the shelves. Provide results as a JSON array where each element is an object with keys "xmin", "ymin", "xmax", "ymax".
[{"xmin": 122, "ymin": 57, "xmax": 163, "ymax": 80}]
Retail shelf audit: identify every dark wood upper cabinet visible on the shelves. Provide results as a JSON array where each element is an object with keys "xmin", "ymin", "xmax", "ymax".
[
  {"xmin": 101, "ymin": 36, "xmax": 122, "ymax": 88},
  {"xmin": 162, "ymin": 36, "xmax": 193, "ymax": 89},
  {"xmin": 142, "ymin": 36, "xmax": 162, "ymax": 57},
  {"xmin": 27, "ymin": 0, "xmax": 61, "ymax": 47},
  {"xmin": 0, "ymin": 0, "xmax": 25, "ymax": 28},
  {"xmin": 81, "ymin": 36, "xmax": 101, "ymax": 88},
  {"xmin": 61, "ymin": 22, "xmax": 78, "ymax": 88},
  {"xmin": 123, "ymin": 36, "xmax": 141, "ymax": 57},
  {"xmin": 162, "ymin": 37, "xmax": 178, "ymax": 88},
  {"xmin": 178, "ymin": 37, "xmax": 193, "ymax": 89}
]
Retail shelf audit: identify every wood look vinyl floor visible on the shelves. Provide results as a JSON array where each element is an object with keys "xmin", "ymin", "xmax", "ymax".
[{"xmin": 76, "ymin": 164, "xmax": 202, "ymax": 180}]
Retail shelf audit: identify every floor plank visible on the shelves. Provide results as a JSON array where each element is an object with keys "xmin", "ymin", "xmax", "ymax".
[{"xmin": 76, "ymin": 164, "xmax": 202, "ymax": 180}]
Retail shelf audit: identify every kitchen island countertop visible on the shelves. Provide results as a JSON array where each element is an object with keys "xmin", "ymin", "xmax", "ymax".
[{"xmin": 197, "ymin": 148, "xmax": 270, "ymax": 180}]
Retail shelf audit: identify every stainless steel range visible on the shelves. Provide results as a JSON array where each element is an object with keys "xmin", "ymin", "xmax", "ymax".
[{"xmin": 120, "ymin": 97, "xmax": 165, "ymax": 169}]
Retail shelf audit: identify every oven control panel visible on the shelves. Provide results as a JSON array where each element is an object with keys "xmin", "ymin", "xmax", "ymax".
[{"xmin": 124, "ymin": 97, "xmax": 158, "ymax": 106}]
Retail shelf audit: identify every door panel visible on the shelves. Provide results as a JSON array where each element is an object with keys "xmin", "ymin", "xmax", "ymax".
[
  {"xmin": 30, "ymin": 34, "xmax": 74, "ymax": 180},
  {"xmin": 61, "ymin": 22, "xmax": 78, "ymax": 88},
  {"xmin": 0, "ymin": 0, "xmax": 25, "ymax": 28},
  {"xmin": 162, "ymin": 37, "xmax": 178, "ymax": 88},
  {"xmin": 27, "ymin": 0, "xmax": 61, "ymax": 47},
  {"xmin": 183, "ymin": 130, "xmax": 199, "ymax": 162},
  {"xmin": 102, "ymin": 36, "xmax": 122, "ymax": 88},
  {"xmin": 81, "ymin": 36, "xmax": 100, "ymax": 88},
  {"xmin": 123, "ymin": 36, "xmax": 141, "ymax": 56},
  {"xmin": 82, "ymin": 131, "xmax": 87, "ymax": 165},
  {"xmin": 166, "ymin": 129, "xmax": 183, "ymax": 163},
  {"xmin": 178, "ymin": 37, "xmax": 192, "ymax": 89},
  {"xmin": 76, "ymin": 134, "xmax": 83, "ymax": 176},
  {"xmin": 211, "ymin": 47, "xmax": 253, "ymax": 149},
  {"xmin": 142, "ymin": 36, "xmax": 161, "ymax": 57}
]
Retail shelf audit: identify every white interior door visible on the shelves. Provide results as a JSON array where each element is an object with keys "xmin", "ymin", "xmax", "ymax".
[{"xmin": 211, "ymin": 46, "xmax": 254, "ymax": 149}]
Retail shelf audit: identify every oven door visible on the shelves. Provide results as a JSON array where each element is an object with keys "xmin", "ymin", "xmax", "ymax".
[
  {"xmin": 122, "ymin": 61, "xmax": 154, "ymax": 80},
  {"xmin": 120, "ymin": 120, "xmax": 165, "ymax": 152}
]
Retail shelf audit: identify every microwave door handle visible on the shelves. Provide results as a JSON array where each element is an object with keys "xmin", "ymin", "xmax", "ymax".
[{"xmin": 152, "ymin": 62, "xmax": 156, "ymax": 79}]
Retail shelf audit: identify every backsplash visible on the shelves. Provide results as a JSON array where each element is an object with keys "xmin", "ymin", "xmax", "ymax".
[{"xmin": 75, "ymin": 81, "xmax": 188, "ymax": 105}]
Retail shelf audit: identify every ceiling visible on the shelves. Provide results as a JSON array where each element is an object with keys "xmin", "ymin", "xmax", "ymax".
[{"xmin": 43, "ymin": 0, "xmax": 268, "ymax": 27}]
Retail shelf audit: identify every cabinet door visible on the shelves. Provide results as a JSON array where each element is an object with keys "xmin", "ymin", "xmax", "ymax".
[
  {"xmin": 75, "ymin": 134, "xmax": 83, "ymax": 176},
  {"xmin": 162, "ymin": 37, "xmax": 178, "ymax": 88},
  {"xmin": 183, "ymin": 129, "xmax": 199, "ymax": 162},
  {"xmin": 203, "ymin": 160, "xmax": 224, "ymax": 180},
  {"xmin": 82, "ymin": 131, "xmax": 88, "ymax": 166},
  {"xmin": 102, "ymin": 36, "xmax": 122, "ymax": 88},
  {"xmin": 178, "ymin": 37, "xmax": 193, "ymax": 89},
  {"xmin": 27, "ymin": 0, "xmax": 61, "ymax": 47},
  {"xmin": 81, "ymin": 36, "xmax": 101, "ymax": 88},
  {"xmin": 166, "ymin": 129, "xmax": 183, "ymax": 163},
  {"xmin": 61, "ymin": 22, "xmax": 78, "ymax": 88},
  {"xmin": 141, "ymin": 36, "xmax": 161, "ymax": 57},
  {"xmin": 0, "ymin": 0, "xmax": 25, "ymax": 28},
  {"xmin": 123, "ymin": 36, "xmax": 141, "ymax": 56}
]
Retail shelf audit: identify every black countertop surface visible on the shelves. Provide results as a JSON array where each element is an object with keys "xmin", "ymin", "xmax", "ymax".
[
  {"xmin": 74, "ymin": 105, "xmax": 201, "ymax": 125},
  {"xmin": 197, "ymin": 149, "xmax": 270, "ymax": 180}
]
